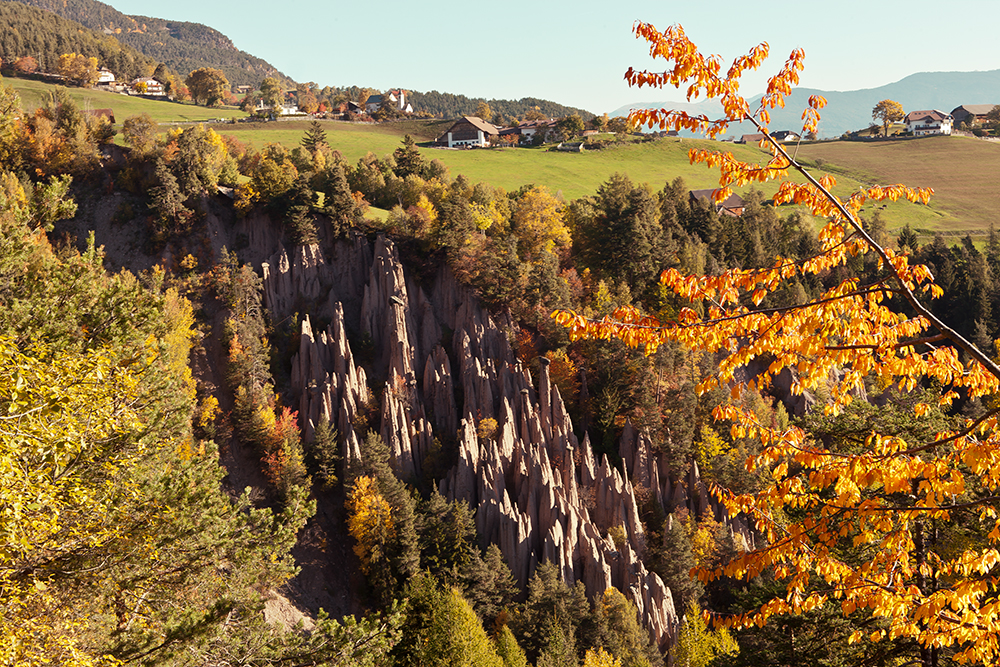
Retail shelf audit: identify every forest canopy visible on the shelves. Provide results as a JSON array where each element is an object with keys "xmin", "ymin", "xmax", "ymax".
[{"xmin": 0, "ymin": 1, "xmax": 159, "ymax": 82}]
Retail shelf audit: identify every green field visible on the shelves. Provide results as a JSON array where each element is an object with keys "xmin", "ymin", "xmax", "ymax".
[
  {"xmin": 219, "ymin": 119, "xmax": 818, "ymax": 197},
  {"xmin": 7, "ymin": 77, "xmax": 245, "ymax": 124},
  {"xmin": 6, "ymin": 78, "xmax": 993, "ymax": 238},
  {"xmin": 218, "ymin": 119, "xmax": 968, "ymax": 237}
]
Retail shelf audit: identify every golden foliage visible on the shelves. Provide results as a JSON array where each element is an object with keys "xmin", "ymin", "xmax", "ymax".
[
  {"xmin": 544, "ymin": 349, "xmax": 580, "ymax": 406},
  {"xmin": 347, "ymin": 475, "xmax": 395, "ymax": 574},
  {"xmin": 554, "ymin": 21, "xmax": 1000, "ymax": 664},
  {"xmin": 0, "ymin": 338, "xmax": 144, "ymax": 666},
  {"xmin": 511, "ymin": 186, "xmax": 570, "ymax": 260},
  {"xmin": 583, "ymin": 647, "xmax": 621, "ymax": 667}
]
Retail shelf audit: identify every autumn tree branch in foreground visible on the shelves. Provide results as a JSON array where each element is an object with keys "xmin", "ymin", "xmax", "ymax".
[{"xmin": 556, "ymin": 22, "xmax": 1000, "ymax": 665}]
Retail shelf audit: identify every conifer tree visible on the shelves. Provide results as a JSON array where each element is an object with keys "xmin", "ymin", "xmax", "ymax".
[
  {"xmin": 350, "ymin": 431, "xmax": 419, "ymax": 604},
  {"xmin": 496, "ymin": 625, "xmax": 529, "ymax": 667},
  {"xmin": 319, "ymin": 160, "xmax": 360, "ymax": 236},
  {"xmin": 285, "ymin": 174, "xmax": 319, "ymax": 245},
  {"xmin": 393, "ymin": 134, "xmax": 425, "ymax": 179},
  {"xmin": 148, "ymin": 159, "xmax": 192, "ymax": 236},
  {"xmin": 301, "ymin": 120, "xmax": 329, "ymax": 155}
]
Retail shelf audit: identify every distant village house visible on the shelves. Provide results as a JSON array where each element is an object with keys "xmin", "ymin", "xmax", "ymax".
[
  {"xmin": 437, "ymin": 116, "xmax": 500, "ymax": 148},
  {"xmin": 689, "ymin": 189, "xmax": 745, "ymax": 217},
  {"xmin": 130, "ymin": 77, "xmax": 165, "ymax": 96},
  {"xmin": 739, "ymin": 133, "xmax": 767, "ymax": 144},
  {"xmin": 512, "ymin": 118, "xmax": 558, "ymax": 144},
  {"xmin": 366, "ymin": 90, "xmax": 412, "ymax": 115},
  {"xmin": 904, "ymin": 109, "xmax": 952, "ymax": 136},
  {"xmin": 951, "ymin": 104, "xmax": 997, "ymax": 127},
  {"xmin": 771, "ymin": 130, "xmax": 801, "ymax": 142}
]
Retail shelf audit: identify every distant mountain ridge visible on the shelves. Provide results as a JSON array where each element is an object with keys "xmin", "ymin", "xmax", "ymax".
[
  {"xmin": 611, "ymin": 70, "xmax": 1000, "ymax": 138},
  {"xmin": 8, "ymin": 0, "xmax": 293, "ymax": 88}
]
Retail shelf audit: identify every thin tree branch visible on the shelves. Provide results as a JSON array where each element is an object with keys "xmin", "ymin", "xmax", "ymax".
[{"xmin": 747, "ymin": 118, "xmax": 1000, "ymax": 381}]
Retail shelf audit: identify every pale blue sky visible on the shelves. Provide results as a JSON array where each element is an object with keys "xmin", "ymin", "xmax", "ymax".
[{"xmin": 109, "ymin": 0, "xmax": 1000, "ymax": 114}]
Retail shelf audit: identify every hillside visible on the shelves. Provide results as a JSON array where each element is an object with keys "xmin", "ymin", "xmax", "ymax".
[
  {"xmin": 613, "ymin": 69, "xmax": 1000, "ymax": 138},
  {"xmin": 405, "ymin": 90, "xmax": 593, "ymax": 121},
  {"xmin": 0, "ymin": 0, "xmax": 158, "ymax": 82},
  {"xmin": 213, "ymin": 118, "xmax": 973, "ymax": 234},
  {"xmin": 9, "ymin": 73, "xmax": 988, "ymax": 239},
  {"xmin": 793, "ymin": 134, "xmax": 1000, "ymax": 235},
  {"xmin": 8, "ymin": 0, "xmax": 293, "ymax": 87},
  {"xmin": 7, "ymin": 76, "xmax": 246, "ymax": 121}
]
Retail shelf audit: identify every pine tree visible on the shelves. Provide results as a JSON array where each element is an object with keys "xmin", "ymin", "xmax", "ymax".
[
  {"xmin": 148, "ymin": 159, "xmax": 192, "ymax": 237},
  {"xmin": 285, "ymin": 174, "xmax": 318, "ymax": 245},
  {"xmin": 596, "ymin": 588, "xmax": 663, "ymax": 667},
  {"xmin": 307, "ymin": 417, "xmax": 339, "ymax": 488},
  {"xmin": 655, "ymin": 513, "xmax": 702, "ymax": 612},
  {"xmin": 393, "ymin": 134, "xmax": 425, "ymax": 179},
  {"xmin": 319, "ymin": 160, "xmax": 360, "ymax": 236},
  {"xmin": 897, "ymin": 222, "xmax": 919, "ymax": 252},
  {"xmin": 496, "ymin": 625, "xmax": 528, "ymax": 667},
  {"xmin": 350, "ymin": 431, "xmax": 419, "ymax": 604},
  {"xmin": 301, "ymin": 120, "xmax": 329, "ymax": 155},
  {"xmin": 515, "ymin": 562, "xmax": 595, "ymax": 665}
]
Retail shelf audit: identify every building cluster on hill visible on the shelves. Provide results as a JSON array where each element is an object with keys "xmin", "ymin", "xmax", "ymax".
[
  {"xmin": 432, "ymin": 114, "xmax": 609, "ymax": 149},
  {"xmin": 94, "ymin": 68, "xmax": 168, "ymax": 97},
  {"xmin": 320, "ymin": 89, "xmax": 414, "ymax": 120},
  {"xmin": 883, "ymin": 104, "xmax": 996, "ymax": 137}
]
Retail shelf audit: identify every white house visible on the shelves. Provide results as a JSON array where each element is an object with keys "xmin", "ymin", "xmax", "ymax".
[
  {"xmin": 905, "ymin": 110, "xmax": 953, "ymax": 136},
  {"xmin": 512, "ymin": 119, "xmax": 558, "ymax": 144},
  {"xmin": 97, "ymin": 68, "xmax": 116, "ymax": 85},
  {"xmin": 130, "ymin": 77, "xmax": 164, "ymax": 96},
  {"xmin": 771, "ymin": 130, "xmax": 801, "ymax": 143},
  {"xmin": 390, "ymin": 89, "xmax": 413, "ymax": 113},
  {"xmin": 254, "ymin": 100, "xmax": 300, "ymax": 116}
]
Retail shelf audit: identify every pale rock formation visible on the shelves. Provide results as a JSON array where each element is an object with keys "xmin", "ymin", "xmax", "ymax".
[
  {"xmin": 277, "ymin": 234, "xmax": 699, "ymax": 650},
  {"xmin": 290, "ymin": 307, "xmax": 370, "ymax": 464}
]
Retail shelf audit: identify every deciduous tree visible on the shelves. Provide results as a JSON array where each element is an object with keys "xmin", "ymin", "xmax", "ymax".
[
  {"xmin": 13, "ymin": 56, "xmax": 37, "ymax": 74},
  {"xmin": 260, "ymin": 76, "xmax": 283, "ymax": 111},
  {"xmin": 555, "ymin": 21, "xmax": 1000, "ymax": 666},
  {"xmin": 510, "ymin": 186, "xmax": 570, "ymax": 262},
  {"xmin": 476, "ymin": 101, "xmax": 494, "ymax": 122},
  {"xmin": 673, "ymin": 602, "xmax": 738, "ymax": 667},
  {"xmin": 122, "ymin": 112, "xmax": 157, "ymax": 157},
  {"xmin": 57, "ymin": 52, "xmax": 98, "ymax": 87},
  {"xmin": 185, "ymin": 67, "xmax": 228, "ymax": 107},
  {"xmin": 606, "ymin": 116, "xmax": 633, "ymax": 138},
  {"xmin": 873, "ymin": 98, "xmax": 904, "ymax": 137},
  {"xmin": 557, "ymin": 113, "xmax": 585, "ymax": 140}
]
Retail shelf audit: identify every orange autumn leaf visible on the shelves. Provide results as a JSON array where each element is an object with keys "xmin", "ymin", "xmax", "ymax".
[{"xmin": 555, "ymin": 21, "xmax": 1000, "ymax": 665}]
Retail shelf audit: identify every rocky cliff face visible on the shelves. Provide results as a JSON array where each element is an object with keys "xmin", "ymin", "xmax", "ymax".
[{"xmin": 263, "ymin": 233, "xmax": 755, "ymax": 651}]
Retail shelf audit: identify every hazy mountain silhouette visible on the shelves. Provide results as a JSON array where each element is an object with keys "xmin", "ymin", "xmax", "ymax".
[{"xmin": 612, "ymin": 70, "xmax": 1000, "ymax": 138}]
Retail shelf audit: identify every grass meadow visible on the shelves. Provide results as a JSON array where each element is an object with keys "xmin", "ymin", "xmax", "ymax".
[
  {"xmin": 792, "ymin": 135, "xmax": 1000, "ymax": 237},
  {"xmin": 7, "ymin": 77, "xmax": 245, "ymax": 123},
  {"xmin": 220, "ymin": 119, "xmax": 977, "ymax": 237},
  {"xmin": 6, "ymin": 77, "xmax": 995, "ymax": 239}
]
